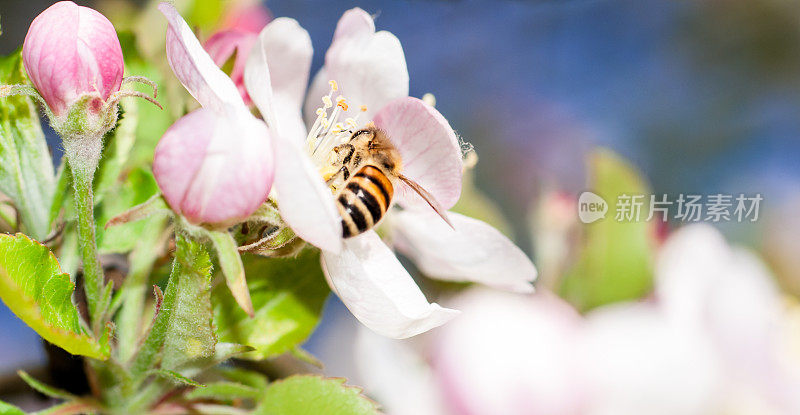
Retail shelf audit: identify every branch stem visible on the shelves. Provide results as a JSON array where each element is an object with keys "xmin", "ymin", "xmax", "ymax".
[{"xmin": 64, "ymin": 134, "xmax": 106, "ymax": 332}]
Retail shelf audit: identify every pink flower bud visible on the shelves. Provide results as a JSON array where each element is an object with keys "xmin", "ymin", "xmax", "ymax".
[
  {"xmin": 153, "ymin": 108, "xmax": 274, "ymax": 228},
  {"xmin": 22, "ymin": 1, "xmax": 123, "ymax": 117}
]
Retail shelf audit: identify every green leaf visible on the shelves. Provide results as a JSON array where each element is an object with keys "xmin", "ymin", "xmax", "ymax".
[
  {"xmin": 32, "ymin": 400, "xmax": 98, "ymax": 415},
  {"xmin": 17, "ymin": 370, "xmax": 74, "ymax": 399},
  {"xmin": 0, "ymin": 49, "xmax": 55, "ymax": 240},
  {"xmin": 255, "ymin": 376, "xmax": 379, "ymax": 415},
  {"xmin": 213, "ymin": 249, "xmax": 330, "ymax": 360},
  {"xmin": 217, "ymin": 367, "xmax": 269, "ymax": 391},
  {"xmin": 186, "ymin": 381, "xmax": 260, "ymax": 401},
  {"xmin": 559, "ymin": 148, "xmax": 655, "ymax": 311},
  {"xmin": 96, "ymin": 167, "xmax": 161, "ymax": 253},
  {"xmin": 208, "ymin": 230, "xmax": 253, "ymax": 316},
  {"xmin": 94, "ymin": 100, "xmax": 138, "ymax": 199},
  {"xmin": 0, "ymin": 399, "xmax": 25, "ymax": 415},
  {"xmin": 0, "ymin": 233, "xmax": 109, "ymax": 359},
  {"xmin": 133, "ymin": 235, "xmax": 216, "ymax": 376},
  {"xmin": 48, "ymin": 163, "xmax": 70, "ymax": 228},
  {"xmin": 149, "ymin": 369, "xmax": 204, "ymax": 387},
  {"xmin": 120, "ymin": 55, "xmax": 175, "ymax": 171},
  {"xmin": 115, "ymin": 215, "xmax": 170, "ymax": 361},
  {"xmin": 188, "ymin": 0, "xmax": 226, "ymax": 34},
  {"xmin": 161, "ymin": 234, "xmax": 217, "ymax": 370},
  {"xmin": 179, "ymin": 342, "xmax": 255, "ymax": 379}
]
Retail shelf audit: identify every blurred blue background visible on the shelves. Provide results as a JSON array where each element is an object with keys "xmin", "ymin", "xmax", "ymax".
[{"xmin": 2, "ymin": 0, "xmax": 800, "ymax": 383}]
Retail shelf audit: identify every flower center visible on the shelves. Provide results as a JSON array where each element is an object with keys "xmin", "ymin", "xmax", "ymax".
[{"xmin": 305, "ymin": 80, "xmax": 368, "ymax": 169}]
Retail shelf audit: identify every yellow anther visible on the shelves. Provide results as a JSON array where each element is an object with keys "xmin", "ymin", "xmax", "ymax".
[
  {"xmin": 422, "ymin": 93, "xmax": 436, "ymax": 107},
  {"xmin": 335, "ymin": 96, "xmax": 348, "ymax": 111},
  {"xmin": 329, "ymin": 80, "xmax": 338, "ymax": 92},
  {"xmin": 322, "ymin": 95, "xmax": 332, "ymax": 108},
  {"xmin": 360, "ymin": 105, "xmax": 368, "ymax": 112},
  {"xmin": 345, "ymin": 118, "xmax": 358, "ymax": 128},
  {"xmin": 316, "ymin": 108, "xmax": 325, "ymax": 116}
]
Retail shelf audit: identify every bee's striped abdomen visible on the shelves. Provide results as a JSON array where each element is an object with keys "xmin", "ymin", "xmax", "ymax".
[{"xmin": 337, "ymin": 165, "xmax": 394, "ymax": 238}]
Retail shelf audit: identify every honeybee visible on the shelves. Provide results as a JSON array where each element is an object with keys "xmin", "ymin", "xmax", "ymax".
[{"xmin": 325, "ymin": 124, "xmax": 452, "ymax": 238}]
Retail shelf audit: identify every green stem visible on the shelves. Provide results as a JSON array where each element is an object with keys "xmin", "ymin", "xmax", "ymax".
[{"xmin": 63, "ymin": 134, "xmax": 105, "ymax": 332}]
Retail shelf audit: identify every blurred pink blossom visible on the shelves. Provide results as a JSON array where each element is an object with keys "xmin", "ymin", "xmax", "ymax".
[
  {"xmin": 204, "ymin": 2, "xmax": 271, "ymax": 106},
  {"xmin": 220, "ymin": 2, "xmax": 272, "ymax": 34},
  {"xmin": 338, "ymin": 225, "xmax": 800, "ymax": 415}
]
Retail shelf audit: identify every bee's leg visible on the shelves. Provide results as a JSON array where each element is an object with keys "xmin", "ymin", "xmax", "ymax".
[
  {"xmin": 333, "ymin": 143, "xmax": 355, "ymax": 164},
  {"xmin": 326, "ymin": 166, "xmax": 350, "ymax": 186}
]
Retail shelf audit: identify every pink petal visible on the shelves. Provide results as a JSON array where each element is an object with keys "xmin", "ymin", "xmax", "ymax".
[
  {"xmin": 325, "ymin": 12, "xmax": 408, "ymax": 121},
  {"xmin": 271, "ymin": 137, "xmax": 343, "ymax": 254},
  {"xmin": 153, "ymin": 108, "xmax": 273, "ymax": 228},
  {"xmin": 204, "ymin": 29, "xmax": 257, "ymax": 105},
  {"xmin": 23, "ymin": 1, "xmax": 123, "ymax": 116},
  {"xmin": 392, "ymin": 210, "xmax": 536, "ymax": 293},
  {"xmin": 244, "ymin": 17, "xmax": 312, "ymax": 143},
  {"xmin": 321, "ymin": 231, "xmax": 459, "ymax": 339},
  {"xmin": 373, "ymin": 97, "xmax": 463, "ymax": 210},
  {"xmin": 159, "ymin": 3, "xmax": 245, "ymax": 113}
]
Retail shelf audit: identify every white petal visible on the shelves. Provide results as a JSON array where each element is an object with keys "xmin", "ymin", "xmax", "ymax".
[
  {"xmin": 434, "ymin": 289, "xmax": 586, "ymax": 415},
  {"xmin": 325, "ymin": 27, "xmax": 408, "ymax": 120},
  {"xmin": 392, "ymin": 210, "xmax": 536, "ymax": 293},
  {"xmin": 321, "ymin": 231, "xmax": 459, "ymax": 339},
  {"xmin": 333, "ymin": 8, "xmax": 375, "ymax": 41},
  {"xmin": 159, "ymin": 3, "xmax": 245, "ymax": 112},
  {"xmin": 272, "ymin": 137, "xmax": 343, "ymax": 254},
  {"xmin": 373, "ymin": 97, "xmax": 463, "ymax": 210},
  {"xmin": 354, "ymin": 326, "xmax": 449, "ymax": 415},
  {"xmin": 656, "ymin": 224, "xmax": 782, "ymax": 336},
  {"xmin": 245, "ymin": 17, "xmax": 312, "ymax": 143},
  {"xmin": 303, "ymin": 67, "xmax": 330, "ymax": 129}
]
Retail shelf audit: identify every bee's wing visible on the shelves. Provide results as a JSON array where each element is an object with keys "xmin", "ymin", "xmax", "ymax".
[{"xmin": 398, "ymin": 174, "xmax": 454, "ymax": 229}]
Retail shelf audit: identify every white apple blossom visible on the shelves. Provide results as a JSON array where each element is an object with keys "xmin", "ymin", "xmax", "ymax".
[{"xmin": 242, "ymin": 8, "xmax": 537, "ymax": 339}]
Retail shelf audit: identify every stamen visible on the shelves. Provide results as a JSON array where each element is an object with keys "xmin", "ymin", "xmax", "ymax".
[
  {"xmin": 306, "ymin": 79, "xmax": 372, "ymax": 166},
  {"xmin": 336, "ymin": 96, "xmax": 348, "ymax": 111}
]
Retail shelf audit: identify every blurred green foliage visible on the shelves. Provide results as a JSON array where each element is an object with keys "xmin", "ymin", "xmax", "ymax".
[{"xmin": 560, "ymin": 149, "xmax": 655, "ymax": 312}]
